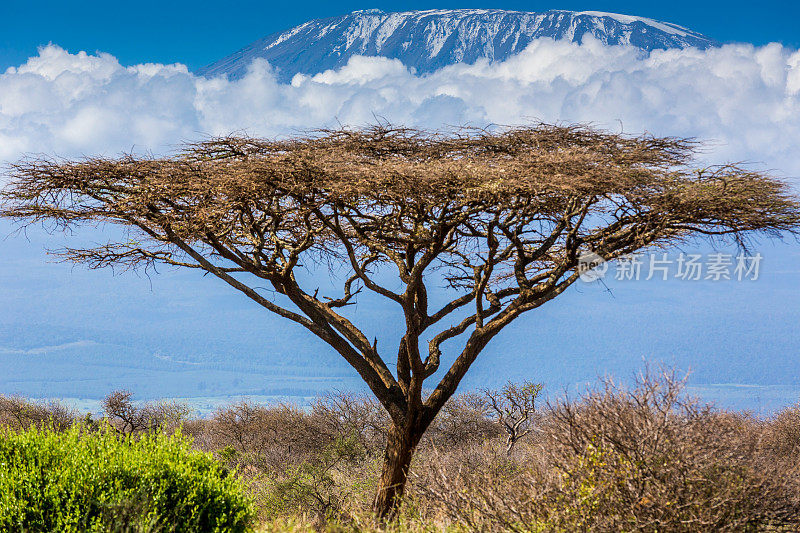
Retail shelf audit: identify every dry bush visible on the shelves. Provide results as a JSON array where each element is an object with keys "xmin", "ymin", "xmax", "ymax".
[
  {"xmin": 540, "ymin": 371, "xmax": 800, "ymax": 531},
  {"xmin": 415, "ymin": 370, "xmax": 800, "ymax": 532},
  {"xmin": 203, "ymin": 401, "xmax": 332, "ymax": 471},
  {"xmin": 761, "ymin": 403, "xmax": 800, "ymax": 459},
  {"xmin": 102, "ymin": 390, "xmax": 191, "ymax": 436},
  {"xmin": 423, "ymin": 392, "xmax": 501, "ymax": 450},
  {"xmin": 0, "ymin": 394, "xmax": 77, "ymax": 431},
  {"xmin": 189, "ymin": 384, "xmax": 800, "ymax": 530},
  {"xmin": 247, "ymin": 435, "xmax": 379, "ymax": 528},
  {"xmin": 196, "ymin": 396, "xmax": 382, "ymax": 526},
  {"xmin": 311, "ymin": 392, "xmax": 389, "ymax": 456}
]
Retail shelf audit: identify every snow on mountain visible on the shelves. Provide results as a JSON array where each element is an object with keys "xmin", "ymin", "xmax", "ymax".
[{"xmin": 197, "ymin": 9, "xmax": 717, "ymax": 82}]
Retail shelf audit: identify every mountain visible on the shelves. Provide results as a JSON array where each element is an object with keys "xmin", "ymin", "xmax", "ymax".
[{"xmin": 198, "ymin": 9, "xmax": 717, "ymax": 83}]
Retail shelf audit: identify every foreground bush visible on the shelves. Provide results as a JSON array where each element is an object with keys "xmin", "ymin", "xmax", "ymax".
[{"xmin": 0, "ymin": 424, "xmax": 255, "ymax": 532}]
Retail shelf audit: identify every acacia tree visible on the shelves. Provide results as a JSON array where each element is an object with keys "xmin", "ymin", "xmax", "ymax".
[{"xmin": 2, "ymin": 125, "xmax": 799, "ymax": 517}]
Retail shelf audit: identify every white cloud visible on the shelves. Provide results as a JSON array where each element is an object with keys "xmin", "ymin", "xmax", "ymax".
[{"xmin": 2, "ymin": 39, "xmax": 800, "ymax": 178}]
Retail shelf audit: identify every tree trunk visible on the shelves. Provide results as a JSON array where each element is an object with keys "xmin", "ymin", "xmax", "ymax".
[{"xmin": 373, "ymin": 418, "xmax": 421, "ymax": 518}]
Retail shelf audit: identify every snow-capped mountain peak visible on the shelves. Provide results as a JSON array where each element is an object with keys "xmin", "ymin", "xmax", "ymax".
[{"xmin": 198, "ymin": 9, "xmax": 716, "ymax": 82}]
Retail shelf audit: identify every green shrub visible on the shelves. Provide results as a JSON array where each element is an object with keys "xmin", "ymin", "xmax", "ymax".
[{"xmin": 0, "ymin": 424, "xmax": 255, "ymax": 532}]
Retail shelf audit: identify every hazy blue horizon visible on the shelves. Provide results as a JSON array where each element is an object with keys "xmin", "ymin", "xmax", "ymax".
[{"xmin": 3, "ymin": 217, "xmax": 799, "ymax": 414}]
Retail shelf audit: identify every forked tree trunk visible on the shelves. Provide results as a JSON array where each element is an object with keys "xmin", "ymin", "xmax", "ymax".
[{"xmin": 373, "ymin": 416, "xmax": 424, "ymax": 518}]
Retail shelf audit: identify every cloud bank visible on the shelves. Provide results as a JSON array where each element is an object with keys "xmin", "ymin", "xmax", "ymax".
[{"xmin": 2, "ymin": 37, "xmax": 800, "ymax": 176}]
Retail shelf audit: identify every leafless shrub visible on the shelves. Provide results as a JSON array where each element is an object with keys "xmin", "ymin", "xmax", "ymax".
[
  {"xmin": 250, "ymin": 435, "xmax": 378, "ymax": 528},
  {"xmin": 761, "ymin": 403, "xmax": 800, "ymax": 459},
  {"xmin": 205, "ymin": 400, "xmax": 334, "ymax": 475},
  {"xmin": 102, "ymin": 390, "xmax": 190, "ymax": 436},
  {"xmin": 424, "ymin": 392, "xmax": 501, "ymax": 450},
  {"xmin": 194, "ymin": 395, "xmax": 382, "ymax": 526},
  {"xmin": 310, "ymin": 391, "xmax": 388, "ymax": 456},
  {"xmin": 417, "ymin": 370, "xmax": 800, "ymax": 532},
  {"xmin": 484, "ymin": 381, "xmax": 543, "ymax": 454},
  {"xmin": 0, "ymin": 394, "xmax": 77, "ymax": 431}
]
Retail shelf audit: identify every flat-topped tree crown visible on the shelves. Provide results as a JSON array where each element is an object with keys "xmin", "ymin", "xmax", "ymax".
[{"xmin": 3, "ymin": 124, "xmax": 799, "ymax": 517}]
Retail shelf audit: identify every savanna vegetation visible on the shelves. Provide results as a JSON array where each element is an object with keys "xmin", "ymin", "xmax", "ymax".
[
  {"xmin": 3, "ymin": 124, "xmax": 799, "ymax": 518},
  {"xmin": 1, "ymin": 370, "xmax": 800, "ymax": 532}
]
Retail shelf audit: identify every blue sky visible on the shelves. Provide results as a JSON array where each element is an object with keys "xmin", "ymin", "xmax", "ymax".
[{"xmin": 1, "ymin": 1, "xmax": 798, "ymax": 72}]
